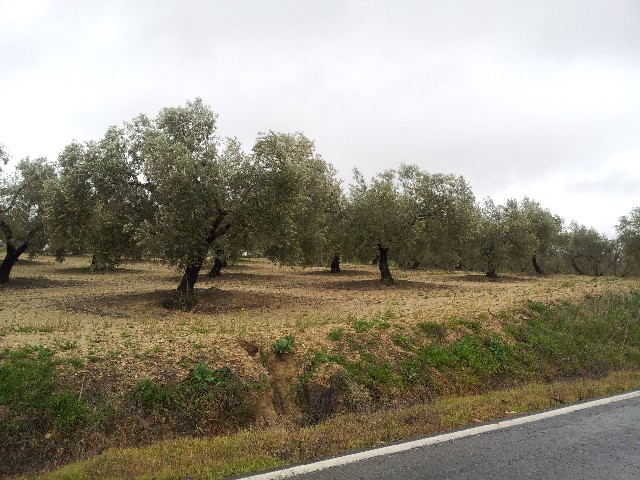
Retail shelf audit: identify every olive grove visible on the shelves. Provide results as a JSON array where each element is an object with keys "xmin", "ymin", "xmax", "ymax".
[{"xmin": 1, "ymin": 99, "xmax": 637, "ymax": 288}]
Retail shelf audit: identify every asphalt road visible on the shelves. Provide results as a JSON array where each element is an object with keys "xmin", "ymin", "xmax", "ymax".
[{"xmin": 240, "ymin": 391, "xmax": 640, "ymax": 480}]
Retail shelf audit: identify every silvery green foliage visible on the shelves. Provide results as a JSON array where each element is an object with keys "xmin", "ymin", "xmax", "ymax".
[
  {"xmin": 343, "ymin": 168, "xmax": 412, "ymax": 263},
  {"xmin": 519, "ymin": 198, "xmax": 565, "ymax": 273},
  {"xmin": 617, "ymin": 207, "xmax": 640, "ymax": 272},
  {"xmin": 0, "ymin": 144, "xmax": 8, "ymax": 171},
  {"xmin": 1, "ymin": 158, "xmax": 55, "ymax": 258},
  {"xmin": 396, "ymin": 164, "xmax": 478, "ymax": 269},
  {"xmin": 342, "ymin": 165, "xmax": 479, "ymax": 270},
  {"xmin": 477, "ymin": 198, "xmax": 538, "ymax": 277},
  {"xmin": 44, "ymin": 127, "xmax": 151, "ymax": 270},
  {"xmin": 248, "ymin": 131, "xmax": 343, "ymax": 266},
  {"xmin": 567, "ymin": 221, "xmax": 617, "ymax": 276},
  {"xmin": 135, "ymin": 98, "xmax": 226, "ymax": 270}
]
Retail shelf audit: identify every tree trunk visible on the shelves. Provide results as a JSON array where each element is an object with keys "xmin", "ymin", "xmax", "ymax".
[
  {"xmin": 571, "ymin": 257, "xmax": 585, "ymax": 275},
  {"xmin": 485, "ymin": 250, "xmax": 498, "ymax": 277},
  {"xmin": 173, "ymin": 208, "xmax": 233, "ymax": 303},
  {"xmin": 378, "ymin": 244, "xmax": 394, "ymax": 284},
  {"xmin": 0, "ymin": 243, "xmax": 28, "ymax": 284},
  {"xmin": 0, "ymin": 221, "xmax": 38, "ymax": 284},
  {"xmin": 207, "ymin": 257, "xmax": 227, "ymax": 277},
  {"xmin": 330, "ymin": 253, "xmax": 340, "ymax": 273},
  {"xmin": 532, "ymin": 254, "xmax": 545, "ymax": 275},
  {"xmin": 177, "ymin": 262, "xmax": 203, "ymax": 294}
]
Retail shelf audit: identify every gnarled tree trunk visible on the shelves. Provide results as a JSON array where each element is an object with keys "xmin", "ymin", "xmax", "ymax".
[
  {"xmin": 571, "ymin": 257, "xmax": 585, "ymax": 275},
  {"xmin": 532, "ymin": 253, "xmax": 545, "ymax": 275},
  {"xmin": 330, "ymin": 253, "xmax": 340, "ymax": 273},
  {"xmin": 378, "ymin": 244, "xmax": 394, "ymax": 284},
  {"xmin": 173, "ymin": 208, "xmax": 232, "ymax": 301},
  {"xmin": 207, "ymin": 257, "xmax": 227, "ymax": 277},
  {"xmin": 177, "ymin": 262, "xmax": 203, "ymax": 294},
  {"xmin": 0, "ymin": 245, "xmax": 25, "ymax": 283},
  {"xmin": 0, "ymin": 221, "xmax": 40, "ymax": 284}
]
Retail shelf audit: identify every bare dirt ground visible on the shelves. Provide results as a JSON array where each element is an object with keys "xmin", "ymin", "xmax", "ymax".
[{"xmin": 2, "ymin": 255, "xmax": 638, "ymax": 418}]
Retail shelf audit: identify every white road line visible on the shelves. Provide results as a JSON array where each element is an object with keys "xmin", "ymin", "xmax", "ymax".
[{"xmin": 241, "ymin": 389, "xmax": 640, "ymax": 479}]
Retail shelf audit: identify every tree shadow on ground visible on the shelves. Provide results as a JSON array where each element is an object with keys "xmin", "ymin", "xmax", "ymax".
[
  {"xmin": 52, "ymin": 266, "xmax": 148, "ymax": 275},
  {"xmin": 301, "ymin": 268, "xmax": 369, "ymax": 277},
  {"xmin": 320, "ymin": 278, "xmax": 454, "ymax": 292},
  {"xmin": 14, "ymin": 258, "xmax": 53, "ymax": 266},
  {"xmin": 201, "ymin": 271, "xmax": 283, "ymax": 283},
  {"xmin": 193, "ymin": 288, "xmax": 289, "ymax": 313},
  {"xmin": 53, "ymin": 287, "xmax": 287, "ymax": 317},
  {"xmin": 0, "ymin": 276, "xmax": 87, "ymax": 290},
  {"xmin": 451, "ymin": 274, "xmax": 534, "ymax": 283}
]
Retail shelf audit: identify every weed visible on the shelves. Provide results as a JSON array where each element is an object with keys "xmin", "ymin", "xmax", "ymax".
[
  {"xmin": 87, "ymin": 352, "xmax": 102, "ymax": 363},
  {"xmin": 352, "ymin": 317, "xmax": 373, "ymax": 333},
  {"xmin": 328, "ymin": 328, "xmax": 344, "ymax": 341},
  {"xmin": 392, "ymin": 332, "xmax": 414, "ymax": 350},
  {"xmin": 351, "ymin": 312, "xmax": 392, "ymax": 333},
  {"xmin": 273, "ymin": 335, "xmax": 295, "ymax": 356},
  {"xmin": 67, "ymin": 357, "xmax": 84, "ymax": 368},
  {"xmin": 192, "ymin": 363, "xmax": 231, "ymax": 387},
  {"xmin": 297, "ymin": 349, "xmax": 330, "ymax": 394},
  {"xmin": 339, "ymin": 352, "xmax": 400, "ymax": 399},
  {"xmin": 416, "ymin": 322, "xmax": 447, "ymax": 341},
  {"xmin": 132, "ymin": 378, "xmax": 177, "ymax": 410},
  {"xmin": 258, "ymin": 349, "xmax": 269, "ymax": 366},
  {"xmin": 57, "ymin": 339, "xmax": 78, "ymax": 351},
  {"xmin": 526, "ymin": 300, "xmax": 547, "ymax": 314}
]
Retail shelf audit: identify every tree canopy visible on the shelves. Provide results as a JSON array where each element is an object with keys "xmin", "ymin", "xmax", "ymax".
[
  {"xmin": 1, "ymin": 158, "xmax": 55, "ymax": 282},
  {"xmin": 1, "ymin": 98, "xmax": 638, "ymax": 289}
]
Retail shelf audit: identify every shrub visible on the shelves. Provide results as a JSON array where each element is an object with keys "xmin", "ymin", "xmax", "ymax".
[
  {"xmin": 191, "ymin": 363, "xmax": 232, "ymax": 387},
  {"xmin": 273, "ymin": 335, "xmax": 295, "ymax": 356}
]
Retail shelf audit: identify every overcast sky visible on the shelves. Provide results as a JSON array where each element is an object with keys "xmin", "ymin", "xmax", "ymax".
[{"xmin": 1, "ymin": 0, "xmax": 639, "ymax": 235}]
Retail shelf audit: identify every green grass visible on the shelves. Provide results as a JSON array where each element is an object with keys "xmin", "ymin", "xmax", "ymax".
[
  {"xmin": 0, "ymin": 346, "xmax": 88, "ymax": 433},
  {"xmin": 416, "ymin": 321, "xmax": 447, "ymax": 341},
  {"xmin": 301, "ymin": 291, "xmax": 640, "ymax": 405}
]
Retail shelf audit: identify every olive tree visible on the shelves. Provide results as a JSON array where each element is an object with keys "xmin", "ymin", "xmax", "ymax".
[
  {"xmin": 1, "ymin": 158, "xmax": 55, "ymax": 283},
  {"xmin": 45, "ymin": 128, "xmax": 152, "ymax": 269},
  {"xmin": 519, "ymin": 198, "xmax": 565, "ymax": 274},
  {"xmin": 247, "ymin": 131, "xmax": 343, "ymax": 268},
  {"xmin": 616, "ymin": 207, "xmax": 640, "ymax": 274},
  {"xmin": 397, "ymin": 164, "xmax": 478, "ymax": 270},
  {"xmin": 565, "ymin": 222, "xmax": 617, "ymax": 276},
  {"xmin": 344, "ymin": 169, "xmax": 412, "ymax": 284},
  {"xmin": 477, "ymin": 198, "xmax": 538, "ymax": 277},
  {"xmin": 132, "ymin": 98, "xmax": 237, "ymax": 299}
]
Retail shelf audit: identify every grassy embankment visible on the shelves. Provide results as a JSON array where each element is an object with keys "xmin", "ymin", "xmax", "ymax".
[{"xmin": 1, "ymin": 257, "xmax": 639, "ymax": 479}]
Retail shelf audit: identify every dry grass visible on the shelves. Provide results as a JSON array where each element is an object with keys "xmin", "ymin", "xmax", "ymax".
[{"xmin": 2, "ymin": 256, "xmax": 638, "ymax": 403}]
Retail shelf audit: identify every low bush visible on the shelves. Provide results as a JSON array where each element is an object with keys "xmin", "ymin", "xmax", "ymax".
[{"xmin": 273, "ymin": 335, "xmax": 295, "ymax": 356}]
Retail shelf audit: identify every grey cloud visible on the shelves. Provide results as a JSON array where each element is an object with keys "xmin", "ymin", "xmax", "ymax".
[
  {"xmin": 1, "ymin": 0, "xmax": 639, "ymax": 233},
  {"xmin": 567, "ymin": 171, "xmax": 640, "ymax": 196}
]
